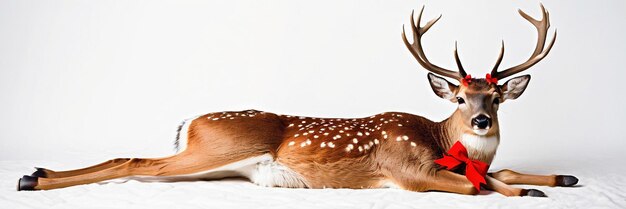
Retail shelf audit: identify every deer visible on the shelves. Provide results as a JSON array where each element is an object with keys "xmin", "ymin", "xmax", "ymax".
[{"xmin": 17, "ymin": 4, "xmax": 578, "ymax": 197}]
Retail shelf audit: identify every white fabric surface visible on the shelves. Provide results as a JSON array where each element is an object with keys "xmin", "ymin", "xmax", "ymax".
[{"xmin": 1, "ymin": 155, "xmax": 625, "ymax": 209}]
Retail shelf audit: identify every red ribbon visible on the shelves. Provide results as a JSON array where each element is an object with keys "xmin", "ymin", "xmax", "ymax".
[
  {"xmin": 485, "ymin": 73, "xmax": 498, "ymax": 85},
  {"xmin": 461, "ymin": 74, "xmax": 472, "ymax": 86},
  {"xmin": 434, "ymin": 141, "xmax": 490, "ymax": 191}
]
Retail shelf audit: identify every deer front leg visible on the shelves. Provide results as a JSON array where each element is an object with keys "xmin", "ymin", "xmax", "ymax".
[
  {"xmin": 489, "ymin": 169, "xmax": 579, "ymax": 187},
  {"xmin": 394, "ymin": 170, "xmax": 547, "ymax": 197},
  {"xmin": 425, "ymin": 170, "xmax": 480, "ymax": 195},
  {"xmin": 393, "ymin": 170, "xmax": 478, "ymax": 195},
  {"xmin": 485, "ymin": 175, "xmax": 546, "ymax": 197}
]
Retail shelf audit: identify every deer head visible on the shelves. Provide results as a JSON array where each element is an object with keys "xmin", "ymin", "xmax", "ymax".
[{"xmin": 402, "ymin": 4, "xmax": 556, "ymax": 136}]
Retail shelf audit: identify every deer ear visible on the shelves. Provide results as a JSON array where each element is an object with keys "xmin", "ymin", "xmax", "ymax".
[
  {"xmin": 500, "ymin": 74, "xmax": 531, "ymax": 102},
  {"xmin": 427, "ymin": 73, "xmax": 459, "ymax": 102}
]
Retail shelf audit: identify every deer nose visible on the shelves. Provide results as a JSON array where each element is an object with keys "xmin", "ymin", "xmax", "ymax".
[{"xmin": 472, "ymin": 115, "xmax": 491, "ymax": 129}]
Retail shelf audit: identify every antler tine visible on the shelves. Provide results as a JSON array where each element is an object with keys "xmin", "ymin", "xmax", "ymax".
[
  {"xmin": 490, "ymin": 40, "xmax": 505, "ymax": 76},
  {"xmin": 454, "ymin": 42, "xmax": 468, "ymax": 77},
  {"xmin": 492, "ymin": 3, "xmax": 557, "ymax": 80},
  {"xmin": 518, "ymin": 3, "xmax": 550, "ymax": 58},
  {"xmin": 402, "ymin": 6, "xmax": 464, "ymax": 80},
  {"xmin": 410, "ymin": 7, "xmax": 443, "ymax": 63}
]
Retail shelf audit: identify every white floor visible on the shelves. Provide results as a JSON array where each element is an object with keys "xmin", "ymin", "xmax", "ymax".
[{"xmin": 2, "ymin": 154, "xmax": 625, "ymax": 209}]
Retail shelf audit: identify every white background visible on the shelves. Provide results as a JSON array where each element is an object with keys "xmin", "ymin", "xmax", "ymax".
[{"xmin": 1, "ymin": 0, "xmax": 625, "ymax": 170}]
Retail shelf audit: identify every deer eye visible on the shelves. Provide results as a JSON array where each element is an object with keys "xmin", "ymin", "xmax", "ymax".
[
  {"xmin": 456, "ymin": 97, "xmax": 465, "ymax": 104},
  {"xmin": 494, "ymin": 98, "xmax": 500, "ymax": 105}
]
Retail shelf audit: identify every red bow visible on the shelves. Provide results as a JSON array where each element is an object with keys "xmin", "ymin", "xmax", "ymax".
[
  {"xmin": 485, "ymin": 73, "xmax": 498, "ymax": 85},
  {"xmin": 434, "ymin": 141, "xmax": 490, "ymax": 191},
  {"xmin": 461, "ymin": 74, "xmax": 472, "ymax": 86}
]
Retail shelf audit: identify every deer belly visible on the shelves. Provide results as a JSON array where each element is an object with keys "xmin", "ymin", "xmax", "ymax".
[
  {"xmin": 245, "ymin": 156, "xmax": 309, "ymax": 188},
  {"xmin": 174, "ymin": 154, "xmax": 308, "ymax": 188}
]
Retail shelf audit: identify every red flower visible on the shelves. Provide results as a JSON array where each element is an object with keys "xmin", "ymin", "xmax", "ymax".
[
  {"xmin": 461, "ymin": 74, "xmax": 472, "ymax": 86},
  {"xmin": 485, "ymin": 73, "xmax": 498, "ymax": 85}
]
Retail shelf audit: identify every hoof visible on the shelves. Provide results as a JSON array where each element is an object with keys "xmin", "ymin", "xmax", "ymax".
[
  {"xmin": 556, "ymin": 175, "xmax": 578, "ymax": 187},
  {"xmin": 31, "ymin": 167, "xmax": 48, "ymax": 178},
  {"xmin": 521, "ymin": 189, "xmax": 547, "ymax": 197},
  {"xmin": 17, "ymin": 175, "xmax": 39, "ymax": 191}
]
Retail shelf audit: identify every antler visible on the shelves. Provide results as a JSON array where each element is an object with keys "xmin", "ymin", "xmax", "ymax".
[
  {"xmin": 402, "ymin": 6, "xmax": 467, "ymax": 81},
  {"xmin": 491, "ymin": 4, "xmax": 557, "ymax": 80}
]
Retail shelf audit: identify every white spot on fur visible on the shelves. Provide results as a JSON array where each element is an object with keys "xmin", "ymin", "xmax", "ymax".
[
  {"xmin": 346, "ymin": 144, "xmax": 354, "ymax": 152},
  {"xmin": 327, "ymin": 142, "xmax": 335, "ymax": 148}
]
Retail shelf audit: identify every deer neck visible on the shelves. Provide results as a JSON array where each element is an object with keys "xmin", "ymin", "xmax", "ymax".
[{"xmin": 437, "ymin": 110, "xmax": 500, "ymax": 164}]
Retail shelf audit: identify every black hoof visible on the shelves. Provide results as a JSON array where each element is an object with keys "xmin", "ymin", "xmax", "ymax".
[
  {"xmin": 17, "ymin": 175, "xmax": 39, "ymax": 191},
  {"xmin": 31, "ymin": 167, "xmax": 48, "ymax": 178},
  {"xmin": 521, "ymin": 189, "xmax": 547, "ymax": 197},
  {"xmin": 556, "ymin": 175, "xmax": 578, "ymax": 187}
]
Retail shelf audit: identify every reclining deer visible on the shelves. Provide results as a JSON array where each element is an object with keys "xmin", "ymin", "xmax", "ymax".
[{"xmin": 18, "ymin": 4, "xmax": 577, "ymax": 197}]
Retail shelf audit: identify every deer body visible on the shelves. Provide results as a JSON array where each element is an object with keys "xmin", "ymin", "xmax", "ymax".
[
  {"xmin": 18, "ymin": 4, "xmax": 578, "ymax": 197},
  {"xmin": 161, "ymin": 100, "xmax": 509, "ymax": 192},
  {"xmin": 167, "ymin": 109, "xmax": 496, "ymax": 190}
]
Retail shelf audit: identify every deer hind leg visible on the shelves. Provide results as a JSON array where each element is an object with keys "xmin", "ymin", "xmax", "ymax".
[
  {"xmin": 19, "ymin": 158, "xmax": 147, "ymax": 191},
  {"xmin": 18, "ymin": 157, "xmax": 172, "ymax": 191},
  {"xmin": 17, "ymin": 151, "xmax": 258, "ymax": 191},
  {"xmin": 489, "ymin": 169, "xmax": 579, "ymax": 187},
  {"xmin": 30, "ymin": 158, "xmax": 131, "ymax": 178}
]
